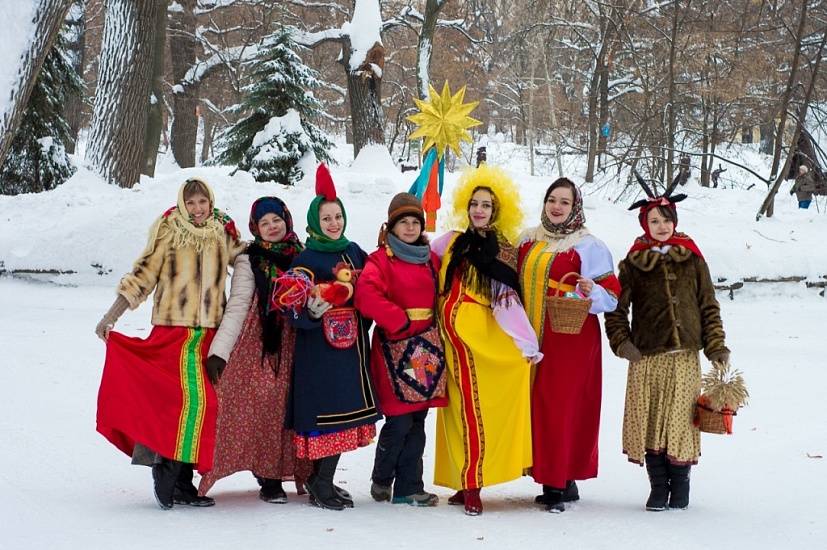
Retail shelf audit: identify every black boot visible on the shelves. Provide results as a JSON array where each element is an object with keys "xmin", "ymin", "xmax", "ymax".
[
  {"xmin": 545, "ymin": 487, "xmax": 566, "ymax": 513},
  {"xmin": 644, "ymin": 453, "xmax": 669, "ymax": 511},
  {"xmin": 564, "ymin": 480, "xmax": 580, "ymax": 502},
  {"xmin": 152, "ymin": 459, "xmax": 183, "ymax": 510},
  {"xmin": 259, "ymin": 478, "xmax": 288, "ymax": 504},
  {"xmin": 534, "ymin": 485, "xmax": 553, "ymax": 505},
  {"xmin": 306, "ymin": 454, "xmax": 345, "ymax": 511},
  {"xmin": 535, "ymin": 481, "xmax": 579, "ymax": 505},
  {"xmin": 333, "ymin": 485, "xmax": 354, "ymax": 508},
  {"xmin": 667, "ymin": 463, "xmax": 691, "ymax": 509},
  {"xmin": 173, "ymin": 463, "xmax": 215, "ymax": 507}
]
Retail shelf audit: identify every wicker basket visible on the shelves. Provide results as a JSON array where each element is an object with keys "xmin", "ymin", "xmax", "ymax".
[
  {"xmin": 544, "ymin": 272, "xmax": 593, "ymax": 335},
  {"xmin": 694, "ymin": 397, "xmax": 736, "ymax": 435}
]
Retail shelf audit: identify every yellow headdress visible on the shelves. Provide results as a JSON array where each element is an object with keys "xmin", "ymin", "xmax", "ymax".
[{"xmin": 444, "ymin": 163, "xmax": 524, "ymax": 244}]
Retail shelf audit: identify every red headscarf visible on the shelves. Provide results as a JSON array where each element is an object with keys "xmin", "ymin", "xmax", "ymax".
[{"xmin": 627, "ymin": 197, "xmax": 704, "ymax": 259}]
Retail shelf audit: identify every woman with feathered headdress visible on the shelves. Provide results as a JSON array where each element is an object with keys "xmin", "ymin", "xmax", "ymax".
[
  {"xmin": 430, "ymin": 163, "xmax": 542, "ymax": 516},
  {"xmin": 604, "ymin": 173, "xmax": 730, "ymax": 512},
  {"xmin": 517, "ymin": 177, "xmax": 621, "ymax": 513},
  {"xmin": 286, "ymin": 164, "xmax": 382, "ymax": 511}
]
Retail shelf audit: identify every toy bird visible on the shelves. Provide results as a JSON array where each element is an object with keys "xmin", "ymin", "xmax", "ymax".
[{"xmin": 315, "ymin": 262, "xmax": 361, "ymax": 306}]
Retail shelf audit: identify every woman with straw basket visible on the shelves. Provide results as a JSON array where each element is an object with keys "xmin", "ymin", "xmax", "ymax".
[
  {"xmin": 517, "ymin": 177, "xmax": 620, "ymax": 513},
  {"xmin": 604, "ymin": 174, "xmax": 731, "ymax": 512}
]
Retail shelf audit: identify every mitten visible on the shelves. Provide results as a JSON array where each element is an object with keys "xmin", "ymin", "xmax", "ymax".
[
  {"xmin": 95, "ymin": 295, "xmax": 129, "ymax": 340},
  {"xmin": 618, "ymin": 339, "xmax": 643, "ymax": 363},
  {"xmin": 306, "ymin": 294, "xmax": 332, "ymax": 319},
  {"xmin": 789, "ymin": 189, "xmax": 795, "ymax": 195},
  {"xmin": 205, "ymin": 356, "xmax": 227, "ymax": 386},
  {"xmin": 709, "ymin": 351, "xmax": 730, "ymax": 364}
]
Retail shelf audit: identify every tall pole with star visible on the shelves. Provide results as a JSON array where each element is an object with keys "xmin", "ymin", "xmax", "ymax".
[{"xmin": 406, "ymin": 82, "xmax": 482, "ymax": 231}]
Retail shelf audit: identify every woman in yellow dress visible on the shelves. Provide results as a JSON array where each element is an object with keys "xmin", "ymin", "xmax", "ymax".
[{"xmin": 430, "ymin": 164, "xmax": 542, "ymax": 516}]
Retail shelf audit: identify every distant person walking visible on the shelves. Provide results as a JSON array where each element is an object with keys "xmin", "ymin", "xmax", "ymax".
[{"xmin": 790, "ymin": 165, "xmax": 815, "ymax": 209}]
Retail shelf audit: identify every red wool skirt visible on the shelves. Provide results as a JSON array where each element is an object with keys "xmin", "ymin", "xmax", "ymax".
[{"xmin": 96, "ymin": 326, "xmax": 217, "ymax": 473}]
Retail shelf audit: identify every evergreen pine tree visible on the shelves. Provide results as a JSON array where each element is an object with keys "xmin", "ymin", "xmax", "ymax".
[
  {"xmin": 0, "ymin": 31, "xmax": 85, "ymax": 195},
  {"xmin": 211, "ymin": 26, "xmax": 334, "ymax": 185}
]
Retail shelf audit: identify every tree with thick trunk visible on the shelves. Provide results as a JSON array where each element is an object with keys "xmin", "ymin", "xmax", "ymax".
[
  {"xmin": 293, "ymin": 0, "xmax": 386, "ymax": 158},
  {"xmin": 141, "ymin": 0, "xmax": 169, "ymax": 177},
  {"xmin": 168, "ymin": 0, "xmax": 198, "ymax": 168},
  {"xmin": 85, "ymin": 0, "xmax": 158, "ymax": 188},
  {"xmin": 0, "ymin": 0, "xmax": 74, "ymax": 169}
]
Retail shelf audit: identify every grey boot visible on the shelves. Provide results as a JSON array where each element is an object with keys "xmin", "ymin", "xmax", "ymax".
[{"xmin": 644, "ymin": 453, "xmax": 669, "ymax": 511}]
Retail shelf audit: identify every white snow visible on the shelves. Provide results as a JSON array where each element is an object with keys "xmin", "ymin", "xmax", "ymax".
[
  {"xmin": 2, "ymin": 138, "xmax": 826, "ymax": 547},
  {"xmin": 0, "ymin": 1, "xmax": 38, "ymax": 120},
  {"xmin": 2, "ymin": 7, "xmax": 827, "ymax": 539},
  {"xmin": 344, "ymin": 0, "xmax": 384, "ymax": 72}
]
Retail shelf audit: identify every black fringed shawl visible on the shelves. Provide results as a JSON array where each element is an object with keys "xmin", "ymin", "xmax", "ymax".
[{"xmin": 443, "ymin": 228, "xmax": 521, "ymax": 302}]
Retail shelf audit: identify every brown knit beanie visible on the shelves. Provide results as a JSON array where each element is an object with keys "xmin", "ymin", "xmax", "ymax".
[{"xmin": 387, "ymin": 192, "xmax": 425, "ymax": 229}]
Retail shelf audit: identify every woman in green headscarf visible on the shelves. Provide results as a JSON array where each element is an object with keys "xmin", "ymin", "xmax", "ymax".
[{"xmin": 287, "ymin": 164, "xmax": 382, "ymax": 511}]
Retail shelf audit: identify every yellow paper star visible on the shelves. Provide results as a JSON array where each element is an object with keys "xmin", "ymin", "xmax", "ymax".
[{"xmin": 406, "ymin": 82, "xmax": 482, "ymax": 159}]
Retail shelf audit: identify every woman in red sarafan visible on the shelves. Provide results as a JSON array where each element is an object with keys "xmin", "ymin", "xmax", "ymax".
[{"xmin": 517, "ymin": 177, "xmax": 620, "ymax": 513}]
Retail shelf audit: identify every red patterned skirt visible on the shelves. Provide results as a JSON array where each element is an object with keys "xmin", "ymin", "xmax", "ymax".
[
  {"xmin": 199, "ymin": 301, "xmax": 313, "ymax": 495},
  {"xmin": 294, "ymin": 424, "xmax": 377, "ymax": 461}
]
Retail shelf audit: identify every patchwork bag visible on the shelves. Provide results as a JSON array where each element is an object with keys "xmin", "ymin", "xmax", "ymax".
[
  {"xmin": 379, "ymin": 323, "xmax": 446, "ymax": 404},
  {"xmin": 322, "ymin": 307, "xmax": 358, "ymax": 349}
]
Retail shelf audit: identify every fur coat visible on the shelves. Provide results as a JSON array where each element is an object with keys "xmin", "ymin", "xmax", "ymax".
[
  {"xmin": 604, "ymin": 245, "xmax": 728, "ymax": 359},
  {"xmin": 117, "ymin": 215, "xmax": 248, "ymax": 329}
]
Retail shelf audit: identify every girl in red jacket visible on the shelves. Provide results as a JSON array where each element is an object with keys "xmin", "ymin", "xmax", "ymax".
[{"xmin": 354, "ymin": 192, "xmax": 448, "ymax": 506}]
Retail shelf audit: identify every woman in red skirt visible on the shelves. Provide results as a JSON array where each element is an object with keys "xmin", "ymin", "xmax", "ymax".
[{"xmin": 95, "ymin": 178, "xmax": 247, "ymax": 510}]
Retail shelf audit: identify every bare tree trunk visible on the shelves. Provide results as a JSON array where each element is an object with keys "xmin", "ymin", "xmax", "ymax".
[
  {"xmin": 664, "ymin": 3, "xmax": 680, "ymax": 183},
  {"xmin": 0, "ymin": 0, "xmax": 74, "ymax": 168},
  {"xmin": 768, "ymin": 3, "xmax": 808, "ymax": 183},
  {"xmin": 758, "ymin": 20, "xmax": 826, "ymax": 220},
  {"xmin": 415, "ymin": 0, "xmax": 448, "ymax": 100},
  {"xmin": 169, "ymin": 0, "xmax": 198, "ymax": 168},
  {"xmin": 597, "ymin": 61, "xmax": 609, "ymax": 170},
  {"xmin": 85, "ymin": 0, "xmax": 157, "ymax": 188},
  {"xmin": 344, "ymin": 39, "xmax": 386, "ymax": 157},
  {"xmin": 141, "ymin": 0, "xmax": 169, "ymax": 177},
  {"xmin": 584, "ymin": 56, "xmax": 601, "ymax": 183},
  {"xmin": 64, "ymin": 1, "xmax": 86, "ymax": 154},
  {"xmin": 543, "ymin": 48, "xmax": 563, "ymax": 177},
  {"xmin": 201, "ymin": 111, "xmax": 214, "ymax": 164}
]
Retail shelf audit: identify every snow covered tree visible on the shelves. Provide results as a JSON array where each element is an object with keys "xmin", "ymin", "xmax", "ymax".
[
  {"xmin": 85, "ymin": 0, "xmax": 158, "ymax": 188},
  {"xmin": 0, "ymin": 30, "xmax": 85, "ymax": 195},
  {"xmin": 211, "ymin": 26, "xmax": 334, "ymax": 185},
  {"xmin": 0, "ymin": 0, "xmax": 74, "ymax": 170}
]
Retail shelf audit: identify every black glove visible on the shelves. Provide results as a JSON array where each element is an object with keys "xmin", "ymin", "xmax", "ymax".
[
  {"xmin": 206, "ymin": 355, "xmax": 227, "ymax": 385},
  {"xmin": 790, "ymin": 189, "xmax": 795, "ymax": 195},
  {"xmin": 617, "ymin": 339, "xmax": 643, "ymax": 363}
]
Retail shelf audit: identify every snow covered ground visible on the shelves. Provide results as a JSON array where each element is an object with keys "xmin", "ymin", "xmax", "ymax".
[{"xmin": 1, "ymin": 141, "xmax": 826, "ymax": 548}]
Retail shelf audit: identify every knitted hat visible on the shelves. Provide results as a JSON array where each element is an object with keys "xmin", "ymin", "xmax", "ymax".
[
  {"xmin": 253, "ymin": 198, "xmax": 285, "ymax": 223},
  {"xmin": 387, "ymin": 192, "xmax": 425, "ymax": 229},
  {"xmin": 800, "ymin": 165, "xmax": 809, "ymax": 174}
]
